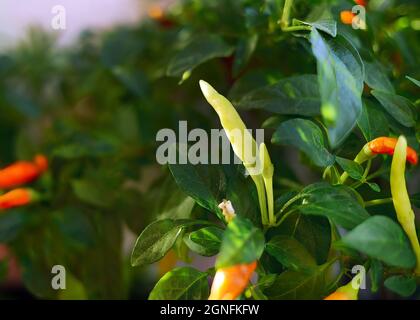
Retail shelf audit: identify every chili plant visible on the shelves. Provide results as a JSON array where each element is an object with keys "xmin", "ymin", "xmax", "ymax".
[{"xmin": 131, "ymin": 0, "xmax": 420, "ymax": 300}]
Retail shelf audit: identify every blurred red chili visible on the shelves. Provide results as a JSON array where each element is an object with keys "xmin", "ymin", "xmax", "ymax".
[
  {"xmin": 208, "ymin": 261, "xmax": 257, "ymax": 300},
  {"xmin": 0, "ymin": 154, "xmax": 48, "ymax": 189},
  {"xmin": 354, "ymin": 0, "xmax": 367, "ymax": 6},
  {"xmin": 0, "ymin": 188, "xmax": 38, "ymax": 210}
]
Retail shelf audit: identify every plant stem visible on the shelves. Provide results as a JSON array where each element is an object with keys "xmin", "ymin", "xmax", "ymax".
[
  {"xmin": 275, "ymin": 193, "xmax": 306, "ymax": 220},
  {"xmin": 280, "ymin": 0, "xmax": 294, "ymax": 29},
  {"xmin": 282, "ymin": 25, "xmax": 312, "ymax": 32},
  {"xmin": 275, "ymin": 208, "xmax": 298, "ymax": 227},
  {"xmin": 364, "ymin": 198, "xmax": 393, "ymax": 207},
  {"xmin": 263, "ymin": 176, "xmax": 276, "ymax": 225},
  {"xmin": 251, "ymin": 174, "xmax": 269, "ymax": 226}
]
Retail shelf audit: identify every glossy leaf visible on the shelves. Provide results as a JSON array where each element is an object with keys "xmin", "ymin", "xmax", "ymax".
[
  {"xmin": 149, "ymin": 267, "xmax": 209, "ymax": 300},
  {"xmin": 167, "ymin": 34, "xmax": 234, "ymax": 78},
  {"xmin": 266, "ymin": 235, "xmax": 317, "ymax": 271},
  {"xmin": 298, "ymin": 183, "xmax": 369, "ymax": 229},
  {"xmin": 364, "ymin": 61, "xmax": 395, "ymax": 93},
  {"xmin": 340, "ymin": 216, "xmax": 416, "ymax": 268},
  {"xmin": 263, "ymin": 263, "xmax": 331, "ymax": 299},
  {"xmin": 384, "ymin": 275, "xmax": 416, "ymax": 297},
  {"xmin": 216, "ymin": 217, "xmax": 264, "ymax": 268},
  {"xmin": 371, "ymin": 90, "xmax": 416, "ymax": 127},
  {"xmin": 237, "ymin": 75, "xmax": 320, "ymax": 116},
  {"xmin": 272, "ymin": 118, "xmax": 334, "ymax": 167},
  {"xmin": 184, "ymin": 226, "xmax": 223, "ymax": 257},
  {"xmin": 131, "ymin": 219, "xmax": 203, "ymax": 267},
  {"xmin": 310, "ymin": 29, "xmax": 364, "ymax": 147},
  {"xmin": 335, "ymin": 156, "xmax": 363, "ymax": 180},
  {"xmin": 357, "ymin": 100, "xmax": 389, "ymax": 141}
]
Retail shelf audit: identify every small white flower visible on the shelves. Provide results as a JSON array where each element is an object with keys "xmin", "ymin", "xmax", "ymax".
[{"xmin": 218, "ymin": 199, "xmax": 236, "ymax": 223}]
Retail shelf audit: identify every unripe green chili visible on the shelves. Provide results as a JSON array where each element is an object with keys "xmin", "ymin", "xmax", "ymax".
[
  {"xmin": 199, "ymin": 80, "xmax": 271, "ymax": 226},
  {"xmin": 390, "ymin": 136, "xmax": 420, "ymax": 275}
]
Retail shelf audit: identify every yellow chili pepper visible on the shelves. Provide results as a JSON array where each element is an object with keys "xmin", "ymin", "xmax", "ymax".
[
  {"xmin": 390, "ymin": 136, "xmax": 420, "ymax": 275},
  {"xmin": 199, "ymin": 80, "xmax": 273, "ymax": 226}
]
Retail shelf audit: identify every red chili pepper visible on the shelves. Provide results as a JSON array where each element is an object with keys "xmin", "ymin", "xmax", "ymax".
[
  {"xmin": 367, "ymin": 137, "xmax": 418, "ymax": 165},
  {"xmin": 208, "ymin": 261, "xmax": 257, "ymax": 300},
  {"xmin": 354, "ymin": 0, "xmax": 367, "ymax": 6},
  {"xmin": 0, "ymin": 188, "xmax": 37, "ymax": 210},
  {"xmin": 0, "ymin": 155, "xmax": 48, "ymax": 189}
]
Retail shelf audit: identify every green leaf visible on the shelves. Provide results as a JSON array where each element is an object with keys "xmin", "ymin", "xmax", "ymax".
[
  {"xmin": 357, "ymin": 100, "xmax": 389, "ymax": 141},
  {"xmin": 233, "ymin": 34, "xmax": 258, "ymax": 77},
  {"xmin": 298, "ymin": 183, "xmax": 369, "ymax": 229},
  {"xmin": 216, "ymin": 217, "xmax": 264, "ymax": 268},
  {"xmin": 384, "ymin": 275, "xmax": 416, "ymax": 297},
  {"xmin": 364, "ymin": 61, "xmax": 395, "ymax": 93},
  {"xmin": 169, "ymin": 162, "xmax": 223, "ymax": 219},
  {"xmin": 167, "ymin": 34, "xmax": 234, "ymax": 78},
  {"xmin": 340, "ymin": 216, "xmax": 416, "ymax": 269},
  {"xmin": 310, "ymin": 29, "xmax": 364, "ymax": 147},
  {"xmin": 149, "ymin": 267, "xmax": 209, "ymax": 300},
  {"xmin": 406, "ymin": 75, "xmax": 420, "ymax": 87},
  {"xmin": 263, "ymin": 263, "xmax": 331, "ymax": 299},
  {"xmin": 131, "ymin": 219, "xmax": 202, "ymax": 267},
  {"xmin": 371, "ymin": 90, "xmax": 416, "ymax": 127},
  {"xmin": 236, "ymin": 75, "xmax": 320, "ymax": 116},
  {"xmin": 266, "ymin": 235, "xmax": 317, "ymax": 271},
  {"xmin": 270, "ymin": 214, "xmax": 331, "ymax": 265},
  {"xmin": 335, "ymin": 156, "xmax": 363, "ymax": 180},
  {"xmin": 272, "ymin": 118, "xmax": 335, "ymax": 167},
  {"xmin": 71, "ymin": 179, "xmax": 113, "ymax": 208},
  {"xmin": 369, "ymin": 259, "xmax": 383, "ymax": 293},
  {"xmin": 294, "ymin": 19, "xmax": 337, "ymax": 37},
  {"xmin": 184, "ymin": 226, "xmax": 223, "ymax": 257},
  {"xmin": 366, "ymin": 182, "xmax": 381, "ymax": 192}
]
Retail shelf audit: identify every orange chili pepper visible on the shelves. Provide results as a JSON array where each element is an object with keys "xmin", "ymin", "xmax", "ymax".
[
  {"xmin": 367, "ymin": 137, "xmax": 418, "ymax": 165},
  {"xmin": 324, "ymin": 273, "xmax": 361, "ymax": 300},
  {"xmin": 0, "ymin": 155, "xmax": 48, "ymax": 189},
  {"xmin": 208, "ymin": 261, "xmax": 257, "ymax": 300},
  {"xmin": 324, "ymin": 291, "xmax": 351, "ymax": 300},
  {"xmin": 0, "ymin": 188, "xmax": 37, "ymax": 210},
  {"xmin": 340, "ymin": 11, "xmax": 355, "ymax": 25}
]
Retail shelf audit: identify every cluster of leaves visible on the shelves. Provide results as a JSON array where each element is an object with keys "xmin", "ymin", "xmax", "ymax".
[
  {"xmin": 0, "ymin": 0, "xmax": 419, "ymax": 300},
  {"xmin": 131, "ymin": 0, "xmax": 420, "ymax": 300}
]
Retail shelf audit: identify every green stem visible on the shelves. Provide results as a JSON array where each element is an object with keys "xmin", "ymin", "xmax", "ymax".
[
  {"xmin": 364, "ymin": 198, "xmax": 393, "ymax": 207},
  {"xmin": 280, "ymin": 0, "xmax": 294, "ymax": 29},
  {"xmin": 340, "ymin": 146, "xmax": 373, "ymax": 184},
  {"xmin": 276, "ymin": 193, "xmax": 306, "ymax": 220},
  {"xmin": 282, "ymin": 25, "xmax": 312, "ymax": 32},
  {"xmin": 275, "ymin": 208, "xmax": 298, "ymax": 227},
  {"xmin": 263, "ymin": 176, "xmax": 275, "ymax": 226},
  {"xmin": 251, "ymin": 174, "xmax": 269, "ymax": 226}
]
